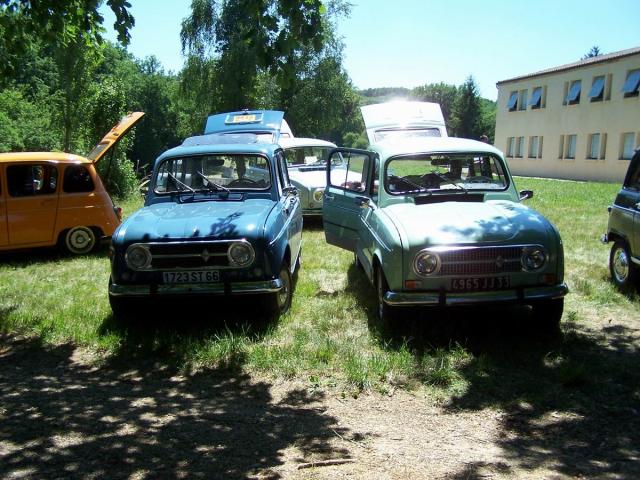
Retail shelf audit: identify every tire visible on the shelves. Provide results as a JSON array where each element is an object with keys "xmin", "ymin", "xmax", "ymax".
[
  {"xmin": 63, "ymin": 226, "xmax": 96, "ymax": 255},
  {"xmin": 376, "ymin": 267, "xmax": 397, "ymax": 324},
  {"xmin": 267, "ymin": 263, "xmax": 292, "ymax": 316},
  {"xmin": 530, "ymin": 298, "xmax": 564, "ymax": 331},
  {"xmin": 609, "ymin": 240, "xmax": 638, "ymax": 293},
  {"xmin": 108, "ymin": 277, "xmax": 140, "ymax": 320}
]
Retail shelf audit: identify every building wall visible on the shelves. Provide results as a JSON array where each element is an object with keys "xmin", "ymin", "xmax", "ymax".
[{"xmin": 494, "ymin": 53, "xmax": 640, "ymax": 183}]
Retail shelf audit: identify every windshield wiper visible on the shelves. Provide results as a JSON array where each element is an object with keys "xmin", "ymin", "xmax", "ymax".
[
  {"xmin": 397, "ymin": 175, "xmax": 429, "ymax": 193},
  {"xmin": 431, "ymin": 171, "xmax": 468, "ymax": 193},
  {"xmin": 167, "ymin": 173, "xmax": 195, "ymax": 193},
  {"xmin": 197, "ymin": 171, "xmax": 230, "ymax": 194}
]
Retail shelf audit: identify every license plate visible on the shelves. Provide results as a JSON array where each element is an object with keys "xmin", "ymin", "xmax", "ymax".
[
  {"xmin": 162, "ymin": 271, "xmax": 220, "ymax": 283},
  {"xmin": 451, "ymin": 276, "xmax": 510, "ymax": 292}
]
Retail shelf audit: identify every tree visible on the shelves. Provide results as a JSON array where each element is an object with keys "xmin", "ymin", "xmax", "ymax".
[
  {"xmin": 411, "ymin": 82, "xmax": 458, "ymax": 126},
  {"xmin": 451, "ymin": 76, "xmax": 482, "ymax": 139},
  {"xmin": 582, "ymin": 46, "xmax": 602, "ymax": 59},
  {"xmin": 0, "ymin": 0, "xmax": 134, "ymax": 75},
  {"xmin": 180, "ymin": 0, "xmax": 335, "ymax": 110}
]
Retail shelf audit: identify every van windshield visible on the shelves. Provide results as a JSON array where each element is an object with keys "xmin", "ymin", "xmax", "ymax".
[
  {"xmin": 385, "ymin": 153, "xmax": 508, "ymax": 194},
  {"xmin": 154, "ymin": 154, "xmax": 271, "ymax": 193}
]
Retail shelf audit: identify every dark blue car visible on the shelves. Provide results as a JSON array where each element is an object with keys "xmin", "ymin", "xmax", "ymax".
[{"xmin": 108, "ymin": 110, "xmax": 302, "ymax": 317}]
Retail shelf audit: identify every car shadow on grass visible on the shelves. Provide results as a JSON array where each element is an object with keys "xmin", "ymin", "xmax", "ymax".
[
  {"xmin": 344, "ymin": 263, "xmax": 640, "ymax": 478},
  {"xmin": 97, "ymin": 295, "xmax": 281, "ymax": 366},
  {"xmin": 0, "ymin": 333, "xmax": 355, "ymax": 479},
  {"xmin": 0, "ymin": 244, "xmax": 109, "ymax": 265}
]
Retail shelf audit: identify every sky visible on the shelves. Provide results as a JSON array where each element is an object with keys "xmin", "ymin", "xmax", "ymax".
[{"xmin": 100, "ymin": 0, "xmax": 640, "ymax": 101}]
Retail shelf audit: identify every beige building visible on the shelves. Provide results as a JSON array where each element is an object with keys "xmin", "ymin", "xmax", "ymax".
[{"xmin": 494, "ymin": 47, "xmax": 640, "ymax": 182}]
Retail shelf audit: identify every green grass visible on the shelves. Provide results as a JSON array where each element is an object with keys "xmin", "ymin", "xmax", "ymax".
[{"xmin": 1, "ymin": 178, "xmax": 639, "ymax": 401}]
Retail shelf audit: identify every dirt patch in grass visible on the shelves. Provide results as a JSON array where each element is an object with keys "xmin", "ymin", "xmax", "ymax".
[{"xmin": 2, "ymin": 306, "xmax": 639, "ymax": 480}]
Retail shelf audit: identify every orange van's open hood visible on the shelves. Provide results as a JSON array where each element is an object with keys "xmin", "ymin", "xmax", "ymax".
[{"xmin": 87, "ymin": 112, "xmax": 145, "ymax": 163}]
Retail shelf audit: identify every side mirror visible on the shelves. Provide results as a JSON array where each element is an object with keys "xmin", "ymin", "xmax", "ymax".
[
  {"xmin": 283, "ymin": 186, "xmax": 298, "ymax": 196},
  {"xmin": 519, "ymin": 190, "xmax": 534, "ymax": 201}
]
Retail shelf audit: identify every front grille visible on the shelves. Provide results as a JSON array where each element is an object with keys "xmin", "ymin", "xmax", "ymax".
[
  {"xmin": 438, "ymin": 246, "xmax": 524, "ymax": 275},
  {"xmin": 147, "ymin": 241, "xmax": 231, "ymax": 270}
]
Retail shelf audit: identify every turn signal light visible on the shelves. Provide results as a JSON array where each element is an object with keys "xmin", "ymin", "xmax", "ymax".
[
  {"xmin": 539, "ymin": 274, "xmax": 557, "ymax": 285},
  {"xmin": 404, "ymin": 280, "xmax": 422, "ymax": 290}
]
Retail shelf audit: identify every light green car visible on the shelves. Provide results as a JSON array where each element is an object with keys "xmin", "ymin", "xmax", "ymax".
[{"xmin": 322, "ymin": 103, "xmax": 567, "ymax": 327}]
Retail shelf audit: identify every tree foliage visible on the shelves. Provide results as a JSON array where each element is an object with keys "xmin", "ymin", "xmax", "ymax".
[{"xmin": 582, "ymin": 45, "xmax": 602, "ymax": 59}]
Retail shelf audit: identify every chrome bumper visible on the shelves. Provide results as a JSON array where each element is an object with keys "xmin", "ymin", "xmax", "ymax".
[
  {"xmin": 384, "ymin": 283, "xmax": 568, "ymax": 307},
  {"xmin": 109, "ymin": 279, "xmax": 283, "ymax": 297}
]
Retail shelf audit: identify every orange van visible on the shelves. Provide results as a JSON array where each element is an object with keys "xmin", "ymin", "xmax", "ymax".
[{"xmin": 0, "ymin": 112, "xmax": 144, "ymax": 255}]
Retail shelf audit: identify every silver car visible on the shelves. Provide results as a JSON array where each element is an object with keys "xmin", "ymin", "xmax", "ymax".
[{"xmin": 279, "ymin": 137, "xmax": 337, "ymax": 216}]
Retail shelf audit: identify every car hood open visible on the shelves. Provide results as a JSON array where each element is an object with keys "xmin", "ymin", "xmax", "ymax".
[
  {"xmin": 384, "ymin": 200, "xmax": 552, "ymax": 247},
  {"xmin": 87, "ymin": 112, "xmax": 145, "ymax": 163},
  {"xmin": 118, "ymin": 199, "xmax": 275, "ymax": 243}
]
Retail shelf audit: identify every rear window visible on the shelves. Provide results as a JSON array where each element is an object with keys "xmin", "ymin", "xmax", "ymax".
[{"xmin": 63, "ymin": 165, "xmax": 95, "ymax": 193}]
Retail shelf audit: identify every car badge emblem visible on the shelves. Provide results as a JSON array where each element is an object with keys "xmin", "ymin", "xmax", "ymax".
[
  {"xmin": 495, "ymin": 255, "xmax": 504, "ymax": 269},
  {"xmin": 201, "ymin": 249, "xmax": 211, "ymax": 262}
]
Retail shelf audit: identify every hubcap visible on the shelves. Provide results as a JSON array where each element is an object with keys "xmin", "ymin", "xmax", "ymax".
[
  {"xmin": 613, "ymin": 247, "xmax": 630, "ymax": 283},
  {"xmin": 71, "ymin": 230, "xmax": 90, "ymax": 249}
]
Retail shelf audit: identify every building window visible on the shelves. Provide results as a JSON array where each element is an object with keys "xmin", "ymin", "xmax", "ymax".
[
  {"xmin": 516, "ymin": 136, "xmax": 525, "ymax": 157},
  {"xmin": 600, "ymin": 133, "xmax": 607, "ymax": 159},
  {"xmin": 518, "ymin": 89, "xmax": 528, "ymax": 111},
  {"xmin": 558, "ymin": 135, "xmax": 565, "ymax": 159},
  {"xmin": 565, "ymin": 134, "xmax": 577, "ymax": 159},
  {"xmin": 587, "ymin": 133, "xmax": 600, "ymax": 159},
  {"xmin": 565, "ymin": 80, "xmax": 581, "ymax": 105},
  {"xmin": 506, "ymin": 137, "xmax": 515, "ymax": 157},
  {"xmin": 621, "ymin": 132, "xmax": 636, "ymax": 159},
  {"xmin": 507, "ymin": 91, "xmax": 518, "ymax": 111},
  {"xmin": 528, "ymin": 136, "xmax": 539, "ymax": 158},
  {"xmin": 622, "ymin": 69, "xmax": 640, "ymax": 97},
  {"xmin": 529, "ymin": 86, "xmax": 544, "ymax": 109},
  {"xmin": 588, "ymin": 76, "xmax": 605, "ymax": 102}
]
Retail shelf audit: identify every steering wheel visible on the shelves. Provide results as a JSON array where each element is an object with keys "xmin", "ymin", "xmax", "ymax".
[
  {"xmin": 466, "ymin": 176, "xmax": 492, "ymax": 183},
  {"xmin": 227, "ymin": 178, "xmax": 258, "ymax": 187}
]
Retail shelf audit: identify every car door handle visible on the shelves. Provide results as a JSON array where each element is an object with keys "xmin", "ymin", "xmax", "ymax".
[
  {"xmin": 40, "ymin": 199, "xmax": 55, "ymax": 206},
  {"xmin": 636, "ymin": 202, "xmax": 640, "ymax": 210},
  {"xmin": 355, "ymin": 196, "xmax": 371, "ymax": 208},
  {"xmin": 325, "ymin": 194, "xmax": 334, "ymax": 201}
]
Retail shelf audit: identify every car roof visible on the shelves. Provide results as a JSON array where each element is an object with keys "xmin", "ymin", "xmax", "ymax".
[
  {"xmin": 370, "ymin": 137, "xmax": 503, "ymax": 158},
  {"xmin": 278, "ymin": 137, "xmax": 337, "ymax": 149},
  {"xmin": 156, "ymin": 141, "xmax": 280, "ymax": 163},
  {"xmin": 0, "ymin": 152, "xmax": 90, "ymax": 164}
]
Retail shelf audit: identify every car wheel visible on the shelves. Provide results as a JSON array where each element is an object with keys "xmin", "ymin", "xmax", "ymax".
[
  {"xmin": 108, "ymin": 277, "xmax": 141, "ymax": 320},
  {"xmin": 376, "ymin": 267, "xmax": 396, "ymax": 323},
  {"xmin": 610, "ymin": 240, "xmax": 638, "ymax": 292},
  {"xmin": 268, "ymin": 263, "xmax": 292, "ymax": 316},
  {"xmin": 64, "ymin": 226, "xmax": 96, "ymax": 255},
  {"xmin": 530, "ymin": 298, "xmax": 564, "ymax": 331}
]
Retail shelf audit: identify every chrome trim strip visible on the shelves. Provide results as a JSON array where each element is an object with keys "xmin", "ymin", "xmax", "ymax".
[
  {"xmin": 632, "ymin": 257, "xmax": 640, "ymax": 266},
  {"xmin": 383, "ymin": 283, "xmax": 568, "ymax": 306},
  {"xmin": 109, "ymin": 279, "xmax": 283, "ymax": 297}
]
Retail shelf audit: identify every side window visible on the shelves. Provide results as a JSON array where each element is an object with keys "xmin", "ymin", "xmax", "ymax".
[
  {"xmin": 63, "ymin": 165, "xmax": 95, "ymax": 193},
  {"xmin": 626, "ymin": 156, "xmax": 640, "ymax": 190},
  {"xmin": 277, "ymin": 152, "xmax": 290, "ymax": 187},
  {"xmin": 7, "ymin": 164, "xmax": 58, "ymax": 197},
  {"xmin": 329, "ymin": 151, "xmax": 369, "ymax": 193}
]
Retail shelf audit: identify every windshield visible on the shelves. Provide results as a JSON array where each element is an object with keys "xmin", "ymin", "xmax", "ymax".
[
  {"xmin": 385, "ymin": 153, "xmax": 508, "ymax": 194},
  {"xmin": 374, "ymin": 128, "xmax": 441, "ymax": 143},
  {"xmin": 154, "ymin": 154, "xmax": 271, "ymax": 193},
  {"xmin": 284, "ymin": 146, "xmax": 333, "ymax": 167}
]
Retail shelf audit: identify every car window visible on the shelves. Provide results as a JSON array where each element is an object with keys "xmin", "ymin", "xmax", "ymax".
[
  {"xmin": 154, "ymin": 154, "xmax": 271, "ymax": 193},
  {"xmin": 374, "ymin": 128, "xmax": 441, "ymax": 143},
  {"xmin": 385, "ymin": 153, "xmax": 508, "ymax": 194},
  {"xmin": 328, "ymin": 151, "xmax": 369, "ymax": 193},
  {"xmin": 276, "ymin": 152, "xmax": 290, "ymax": 188},
  {"xmin": 7, "ymin": 164, "xmax": 58, "ymax": 197},
  {"xmin": 284, "ymin": 146, "xmax": 333, "ymax": 166},
  {"xmin": 63, "ymin": 165, "xmax": 95, "ymax": 193}
]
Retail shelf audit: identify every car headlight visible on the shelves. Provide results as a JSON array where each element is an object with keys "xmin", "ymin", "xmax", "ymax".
[
  {"xmin": 313, "ymin": 188, "xmax": 324, "ymax": 203},
  {"xmin": 414, "ymin": 250, "xmax": 440, "ymax": 276},
  {"xmin": 228, "ymin": 241, "xmax": 255, "ymax": 267},
  {"xmin": 521, "ymin": 246, "xmax": 547, "ymax": 271},
  {"xmin": 125, "ymin": 244, "xmax": 152, "ymax": 270}
]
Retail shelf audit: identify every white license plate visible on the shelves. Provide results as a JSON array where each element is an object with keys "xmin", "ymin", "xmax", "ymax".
[
  {"xmin": 451, "ymin": 276, "xmax": 510, "ymax": 292},
  {"xmin": 162, "ymin": 271, "xmax": 220, "ymax": 283}
]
